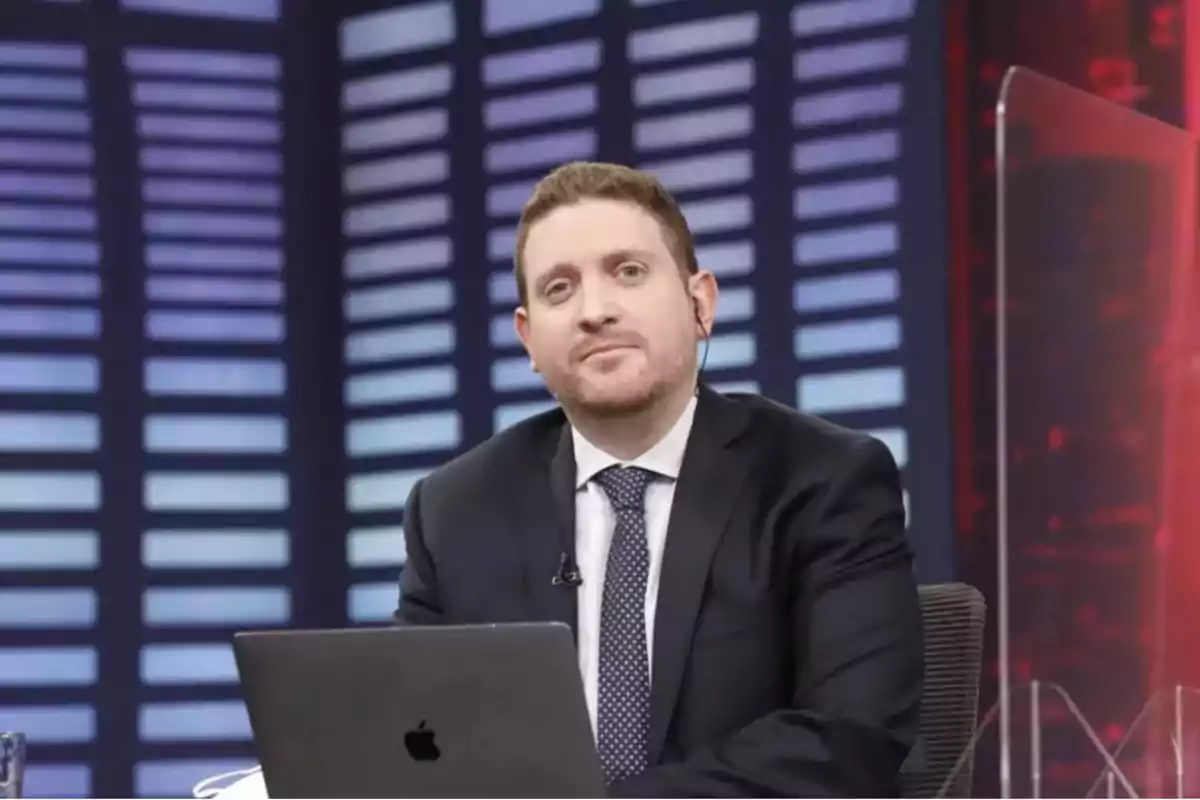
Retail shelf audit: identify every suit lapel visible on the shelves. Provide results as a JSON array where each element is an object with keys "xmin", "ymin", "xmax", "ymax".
[
  {"xmin": 648, "ymin": 387, "xmax": 752, "ymax": 764},
  {"xmin": 514, "ymin": 422, "xmax": 578, "ymax": 636}
]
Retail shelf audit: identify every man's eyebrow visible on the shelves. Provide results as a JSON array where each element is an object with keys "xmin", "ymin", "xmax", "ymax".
[
  {"xmin": 602, "ymin": 248, "xmax": 657, "ymax": 265},
  {"xmin": 534, "ymin": 262, "xmax": 576, "ymax": 291}
]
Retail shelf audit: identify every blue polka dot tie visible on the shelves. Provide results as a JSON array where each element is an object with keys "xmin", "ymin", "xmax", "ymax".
[{"xmin": 593, "ymin": 465, "xmax": 655, "ymax": 784}]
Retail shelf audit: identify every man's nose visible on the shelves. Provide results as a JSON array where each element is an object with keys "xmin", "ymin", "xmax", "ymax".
[{"xmin": 577, "ymin": 286, "xmax": 618, "ymax": 329}]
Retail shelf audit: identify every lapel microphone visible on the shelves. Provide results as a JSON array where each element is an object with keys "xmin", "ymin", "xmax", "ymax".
[{"xmin": 552, "ymin": 552, "xmax": 582, "ymax": 587}]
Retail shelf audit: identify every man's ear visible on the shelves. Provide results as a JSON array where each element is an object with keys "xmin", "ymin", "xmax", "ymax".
[
  {"xmin": 688, "ymin": 270, "xmax": 718, "ymax": 338},
  {"xmin": 514, "ymin": 306, "xmax": 537, "ymax": 372}
]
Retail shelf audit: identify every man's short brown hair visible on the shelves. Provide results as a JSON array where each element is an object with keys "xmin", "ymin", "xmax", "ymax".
[{"xmin": 513, "ymin": 161, "xmax": 697, "ymax": 306}]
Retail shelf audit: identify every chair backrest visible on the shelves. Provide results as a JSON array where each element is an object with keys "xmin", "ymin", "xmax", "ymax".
[{"xmin": 899, "ymin": 582, "xmax": 987, "ymax": 799}]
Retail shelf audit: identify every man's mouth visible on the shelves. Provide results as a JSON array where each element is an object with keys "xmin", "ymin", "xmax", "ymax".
[{"xmin": 582, "ymin": 343, "xmax": 633, "ymax": 360}]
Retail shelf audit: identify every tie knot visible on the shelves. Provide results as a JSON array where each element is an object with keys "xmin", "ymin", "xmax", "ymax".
[{"xmin": 593, "ymin": 466, "xmax": 654, "ymax": 512}]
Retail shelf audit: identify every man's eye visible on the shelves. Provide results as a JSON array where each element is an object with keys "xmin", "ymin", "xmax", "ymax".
[
  {"xmin": 617, "ymin": 263, "xmax": 644, "ymax": 279},
  {"xmin": 544, "ymin": 281, "xmax": 569, "ymax": 297}
]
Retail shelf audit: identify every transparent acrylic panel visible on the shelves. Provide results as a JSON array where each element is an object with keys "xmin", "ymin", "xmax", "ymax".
[
  {"xmin": 996, "ymin": 67, "xmax": 1200, "ymax": 797},
  {"xmin": 938, "ymin": 684, "xmax": 1200, "ymax": 799},
  {"xmin": 1083, "ymin": 687, "xmax": 1200, "ymax": 798}
]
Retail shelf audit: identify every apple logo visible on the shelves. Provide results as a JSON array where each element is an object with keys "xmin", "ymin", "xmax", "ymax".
[{"xmin": 403, "ymin": 720, "xmax": 440, "ymax": 761}]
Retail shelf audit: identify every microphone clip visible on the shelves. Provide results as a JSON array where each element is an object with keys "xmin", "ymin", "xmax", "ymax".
[{"xmin": 552, "ymin": 552, "xmax": 582, "ymax": 588}]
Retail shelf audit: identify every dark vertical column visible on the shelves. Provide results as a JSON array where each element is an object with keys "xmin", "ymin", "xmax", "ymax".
[
  {"xmin": 898, "ymin": 0, "xmax": 955, "ymax": 582},
  {"xmin": 88, "ymin": 0, "xmax": 143, "ymax": 795},
  {"xmin": 448, "ymin": 2, "xmax": 493, "ymax": 448},
  {"xmin": 955, "ymin": 3, "xmax": 1013, "ymax": 796},
  {"xmin": 596, "ymin": 1, "xmax": 633, "ymax": 164},
  {"xmin": 280, "ymin": 0, "xmax": 349, "ymax": 627},
  {"xmin": 749, "ymin": 1, "xmax": 795, "ymax": 405}
]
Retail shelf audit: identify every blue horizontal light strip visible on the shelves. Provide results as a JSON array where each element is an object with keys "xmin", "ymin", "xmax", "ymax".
[
  {"xmin": 144, "ymin": 414, "xmax": 286, "ymax": 454},
  {"xmin": 121, "ymin": 0, "xmax": 280, "ymax": 22},
  {"xmin": 794, "ymin": 316, "xmax": 901, "ymax": 359},
  {"xmin": 24, "ymin": 765, "xmax": 90, "ymax": 799},
  {"xmin": 340, "ymin": 1, "xmax": 455, "ymax": 61},
  {"xmin": 0, "ymin": 706, "xmax": 95, "ymax": 744},
  {"xmin": 347, "ymin": 526, "xmax": 406, "ymax": 568},
  {"xmin": 793, "ymin": 222, "xmax": 898, "ymax": 266},
  {"xmin": 0, "ymin": 647, "xmax": 97, "ymax": 687},
  {"xmin": 486, "ymin": 129, "xmax": 596, "ymax": 173},
  {"xmin": 793, "ymin": 37, "xmax": 908, "ymax": 82},
  {"xmin": 635, "ymin": 106, "xmax": 751, "ymax": 150},
  {"xmin": 634, "ymin": 59, "xmax": 753, "ymax": 107},
  {"xmin": 483, "ymin": 0, "xmax": 599, "ymax": 36},
  {"xmin": 0, "ymin": 205, "xmax": 94, "ymax": 231},
  {"xmin": 144, "ymin": 357, "xmax": 285, "ymax": 396},
  {"xmin": 349, "ymin": 582, "xmax": 400, "ymax": 623},
  {"xmin": 139, "ymin": 700, "xmax": 251, "ymax": 741},
  {"xmin": 140, "ymin": 643, "xmax": 239, "ymax": 685},
  {"xmin": 144, "ymin": 472, "xmax": 288, "ymax": 512},
  {"xmin": 142, "ymin": 529, "xmax": 289, "ymax": 568},
  {"xmin": 143, "ymin": 178, "xmax": 280, "ymax": 207},
  {"xmin": 791, "ymin": 0, "xmax": 915, "ymax": 37},
  {"xmin": 640, "ymin": 150, "xmax": 752, "ymax": 193},
  {"xmin": 0, "ymin": 531, "xmax": 98, "ymax": 569},
  {"xmin": 345, "ymin": 364, "xmax": 457, "ymax": 407},
  {"xmin": 342, "ymin": 109, "xmax": 447, "ymax": 154},
  {"xmin": 346, "ymin": 469, "xmax": 427, "ymax": 514},
  {"xmin": 0, "ymin": 412, "xmax": 99, "ymax": 451},
  {"xmin": 146, "ymin": 311, "xmax": 284, "ymax": 343},
  {"xmin": 143, "ymin": 587, "xmax": 290, "ymax": 626},
  {"xmin": 0, "ymin": 75, "xmax": 86, "ymax": 101},
  {"xmin": 0, "ymin": 172, "xmax": 93, "ymax": 198},
  {"xmin": 628, "ymin": 13, "xmax": 758, "ymax": 63},
  {"xmin": 345, "ymin": 412, "xmax": 461, "ymax": 457},
  {"xmin": 126, "ymin": 49, "xmax": 279, "ymax": 79},
  {"xmin": 0, "ymin": 304, "xmax": 97, "ymax": 336},
  {"xmin": 0, "ymin": 589, "xmax": 97, "ymax": 629},
  {"xmin": 344, "ymin": 322, "xmax": 455, "ymax": 365},
  {"xmin": 343, "ymin": 64, "xmax": 452, "ymax": 112},
  {"xmin": 485, "ymin": 84, "xmax": 597, "ymax": 130},
  {"xmin": 343, "ymin": 237, "xmax": 452, "ymax": 280},
  {"xmin": 798, "ymin": 366, "xmax": 905, "ymax": 414},
  {"xmin": 0, "ymin": 140, "xmax": 90, "ymax": 167},
  {"xmin": 145, "ymin": 242, "xmax": 282, "ymax": 272},
  {"xmin": 483, "ymin": 40, "xmax": 600, "ymax": 87},
  {"xmin": 145, "ymin": 275, "xmax": 283, "ymax": 305},
  {"xmin": 494, "ymin": 398, "xmax": 558, "ymax": 433},
  {"xmin": 794, "ymin": 269, "xmax": 899, "ymax": 312},
  {"xmin": 0, "ymin": 473, "xmax": 99, "ymax": 511},
  {"xmin": 0, "ymin": 42, "xmax": 84, "ymax": 69}
]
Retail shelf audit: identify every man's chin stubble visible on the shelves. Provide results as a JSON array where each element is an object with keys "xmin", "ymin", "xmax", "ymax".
[{"xmin": 569, "ymin": 380, "xmax": 666, "ymax": 418}]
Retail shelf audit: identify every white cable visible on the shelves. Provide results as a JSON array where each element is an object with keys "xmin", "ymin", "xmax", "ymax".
[{"xmin": 191, "ymin": 765, "xmax": 262, "ymax": 799}]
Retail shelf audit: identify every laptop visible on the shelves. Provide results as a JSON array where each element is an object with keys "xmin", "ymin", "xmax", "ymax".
[{"xmin": 233, "ymin": 622, "xmax": 606, "ymax": 799}]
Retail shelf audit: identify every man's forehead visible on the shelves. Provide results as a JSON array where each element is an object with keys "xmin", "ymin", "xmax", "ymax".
[{"xmin": 524, "ymin": 200, "xmax": 668, "ymax": 262}]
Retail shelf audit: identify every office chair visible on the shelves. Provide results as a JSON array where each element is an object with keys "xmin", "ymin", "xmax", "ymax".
[{"xmin": 900, "ymin": 582, "xmax": 987, "ymax": 798}]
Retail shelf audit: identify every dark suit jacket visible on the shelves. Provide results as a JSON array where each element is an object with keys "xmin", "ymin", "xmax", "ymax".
[{"xmin": 397, "ymin": 386, "xmax": 923, "ymax": 797}]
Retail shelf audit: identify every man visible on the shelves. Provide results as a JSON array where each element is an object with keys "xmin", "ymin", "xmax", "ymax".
[{"xmin": 398, "ymin": 161, "xmax": 923, "ymax": 797}]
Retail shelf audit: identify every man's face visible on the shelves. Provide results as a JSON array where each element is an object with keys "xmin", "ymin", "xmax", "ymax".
[{"xmin": 514, "ymin": 197, "xmax": 715, "ymax": 415}]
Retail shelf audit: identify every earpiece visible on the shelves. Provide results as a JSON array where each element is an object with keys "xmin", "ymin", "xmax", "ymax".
[
  {"xmin": 693, "ymin": 296, "xmax": 710, "ymax": 395},
  {"xmin": 693, "ymin": 298, "xmax": 708, "ymax": 339}
]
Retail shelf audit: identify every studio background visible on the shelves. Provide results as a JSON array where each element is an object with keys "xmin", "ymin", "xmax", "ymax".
[{"xmin": 6, "ymin": 0, "xmax": 957, "ymax": 795}]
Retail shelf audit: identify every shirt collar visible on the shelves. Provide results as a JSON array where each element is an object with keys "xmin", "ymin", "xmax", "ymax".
[{"xmin": 571, "ymin": 395, "xmax": 698, "ymax": 490}]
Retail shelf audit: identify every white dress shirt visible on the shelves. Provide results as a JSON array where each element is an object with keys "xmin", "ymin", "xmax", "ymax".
[{"xmin": 571, "ymin": 395, "xmax": 698, "ymax": 738}]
